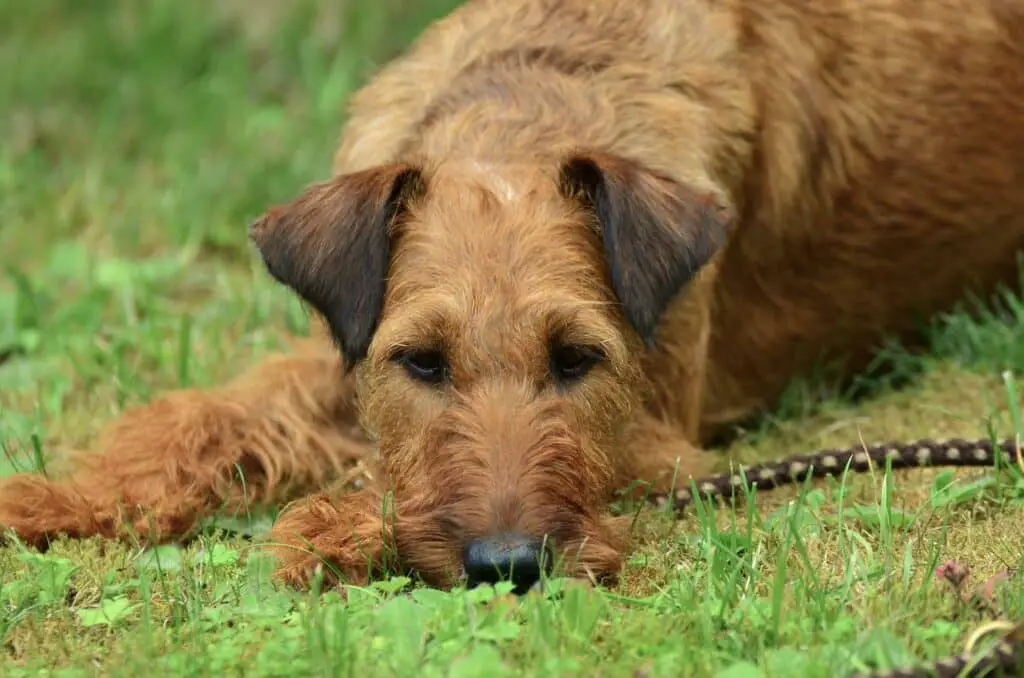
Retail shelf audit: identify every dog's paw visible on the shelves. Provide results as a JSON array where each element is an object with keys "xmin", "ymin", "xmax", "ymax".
[
  {"xmin": 266, "ymin": 491, "xmax": 387, "ymax": 591},
  {"xmin": 0, "ymin": 474, "xmax": 84, "ymax": 549},
  {"xmin": 273, "ymin": 552, "xmax": 348, "ymax": 591}
]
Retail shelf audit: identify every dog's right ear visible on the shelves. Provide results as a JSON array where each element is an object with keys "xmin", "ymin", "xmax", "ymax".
[{"xmin": 249, "ymin": 163, "xmax": 424, "ymax": 368}]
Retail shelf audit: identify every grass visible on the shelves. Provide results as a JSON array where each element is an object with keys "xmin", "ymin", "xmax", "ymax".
[{"xmin": 3, "ymin": 1, "xmax": 1024, "ymax": 675}]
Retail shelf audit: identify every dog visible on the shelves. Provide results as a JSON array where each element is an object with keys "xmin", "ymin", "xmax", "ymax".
[{"xmin": 1, "ymin": 0, "xmax": 1023, "ymax": 594}]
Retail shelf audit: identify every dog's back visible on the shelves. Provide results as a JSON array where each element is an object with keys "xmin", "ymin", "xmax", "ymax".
[{"xmin": 334, "ymin": 0, "xmax": 1023, "ymax": 185}]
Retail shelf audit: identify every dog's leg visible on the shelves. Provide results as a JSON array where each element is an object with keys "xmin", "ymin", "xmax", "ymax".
[
  {"xmin": 624, "ymin": 266, "xmax": 723, "ymax": 494},
  {"xmin": 618, "ymin": 412, "xmax": 721, "ymax": 498},
  {"xmin": 0, "ymin": 338, "xmax": 374, "ymax": 549}
]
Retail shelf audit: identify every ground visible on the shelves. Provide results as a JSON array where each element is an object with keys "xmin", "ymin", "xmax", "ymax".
[{"xmin": 3, "ymin": 1, "xmax": 1024, "ymax": 676}]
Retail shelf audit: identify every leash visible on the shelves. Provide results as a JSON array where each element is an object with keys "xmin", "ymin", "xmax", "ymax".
[
  {"xmin": 650, "ymin": 437, "xmax": 1023, "ymax": 513},
  {"xmin": 645, "ymin": 437, "xmax": 1024, "ymax": 677}
]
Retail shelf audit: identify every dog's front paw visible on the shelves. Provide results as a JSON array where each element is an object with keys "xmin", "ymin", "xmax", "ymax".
[
  {"xmin": 267, "ymin": 490, "xmax": 390, "ymax": 590},
  {"xmin": 0, "ymin": 474, "xmax": 101, "ymax": 549}
]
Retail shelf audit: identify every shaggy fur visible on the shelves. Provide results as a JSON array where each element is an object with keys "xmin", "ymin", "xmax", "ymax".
[{"xmin": 2, "ymin": 0, "xmax": 1023, "ymax": 590}]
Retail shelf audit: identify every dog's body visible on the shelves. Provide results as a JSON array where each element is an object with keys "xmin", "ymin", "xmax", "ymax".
[
  {"xmin": 330, "ymin": 0, "xmax": 1024, "ymax": 439},
  {"xmin": 2, "ymin": 0, "xmax": 1023, "ymax": 590}
]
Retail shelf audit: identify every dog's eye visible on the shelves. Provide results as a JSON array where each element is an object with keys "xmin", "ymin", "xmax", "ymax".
[
  {"xmin": 549, "ymin": 344, "xmax": 603, "ymax": 383},
  {"xmin": 394, "ymin": 349, "xmax": 449, "ymax": 385}
]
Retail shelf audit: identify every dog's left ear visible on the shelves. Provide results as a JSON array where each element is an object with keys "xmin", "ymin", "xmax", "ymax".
[
  {"xmin": 559, "ymin": 151, "xmax": 733, "ymax": 345},
  {"xmin": 249, "ymin": 163, "xmax": 424, "ymax": 367}
]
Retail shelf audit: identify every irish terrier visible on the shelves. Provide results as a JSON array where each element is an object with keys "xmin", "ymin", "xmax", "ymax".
[{"xmin": 2, "ymin": 0, "xmax": 1023, "ymax": 594}]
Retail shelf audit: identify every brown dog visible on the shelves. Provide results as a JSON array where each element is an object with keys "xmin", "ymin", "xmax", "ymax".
[{"xmin": 2, "ymin": 0, "xmax": 1023, "ymax": 593}]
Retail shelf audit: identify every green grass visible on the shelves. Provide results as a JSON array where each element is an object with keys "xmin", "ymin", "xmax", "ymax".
[{"xmin": 3, "ymin": 1, "xmax": 1024, "ymax": 675}]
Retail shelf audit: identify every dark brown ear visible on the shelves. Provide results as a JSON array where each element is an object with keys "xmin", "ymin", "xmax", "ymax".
[
  {"xmin": 558, "ymin": 151, "xmax": 733, "ymax": 345},
  {"xmin": 249, "ymin": 163, "xmax": 423, "ymax": 367}
]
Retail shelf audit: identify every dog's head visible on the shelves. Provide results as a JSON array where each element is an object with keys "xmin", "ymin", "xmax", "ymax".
[{"xmin": 250, "ymin": 152, "xmax": 732, "ymax": 590}]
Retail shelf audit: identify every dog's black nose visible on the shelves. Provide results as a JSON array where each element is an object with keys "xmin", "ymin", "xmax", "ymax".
[{"xmin": 462, "ymin": 533, "xmax": 550, "ymax": 594}]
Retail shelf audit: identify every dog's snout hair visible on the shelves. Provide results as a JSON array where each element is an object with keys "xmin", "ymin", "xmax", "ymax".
[{"xmin": 412, "ymin": 380, "xmax": 613, "ymax": 539}]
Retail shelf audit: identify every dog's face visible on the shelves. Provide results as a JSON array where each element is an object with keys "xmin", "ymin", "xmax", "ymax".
[{"xmin": 251, "ymin": 152, "xmax": 731, "ymax": 590}]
